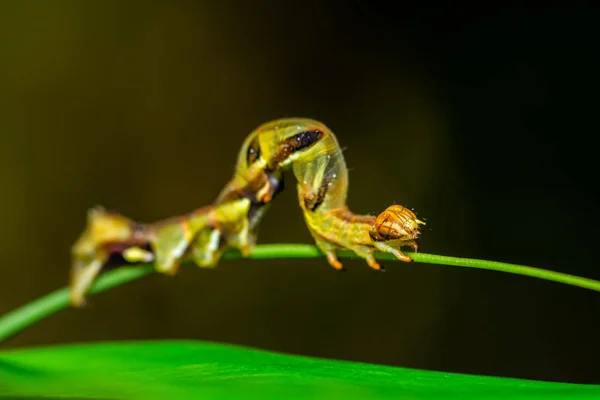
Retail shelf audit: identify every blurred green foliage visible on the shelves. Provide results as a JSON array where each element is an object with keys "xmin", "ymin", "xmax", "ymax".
[{"xmin": 2, "ymin": 340, "xmax": 599, "ymax": 400}]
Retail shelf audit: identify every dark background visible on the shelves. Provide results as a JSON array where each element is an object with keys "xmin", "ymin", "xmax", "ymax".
[{"xmin": 1, "ymin": 2, "xmax": 598, "ymax": 384}]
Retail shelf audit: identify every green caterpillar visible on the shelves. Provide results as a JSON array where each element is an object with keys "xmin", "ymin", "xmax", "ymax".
[{"xmin": 70, "ymin": 118, "xmax": 424, "ymax": 306}]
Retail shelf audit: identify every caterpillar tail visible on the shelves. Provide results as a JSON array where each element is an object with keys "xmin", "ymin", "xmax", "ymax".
[{"xmin": 69, "ymin": 198, "xmax": 254, "ymax": 307}]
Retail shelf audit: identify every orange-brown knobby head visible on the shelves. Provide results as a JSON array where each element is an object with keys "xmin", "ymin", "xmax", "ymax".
[{"xmin": 371, "ymin": 205, "xmax": 425, "ymax": 242}]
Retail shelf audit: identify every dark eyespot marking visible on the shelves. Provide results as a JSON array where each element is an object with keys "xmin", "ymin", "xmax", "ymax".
[
  {"xmin": 246, "ymin": 136, "xmax": 261, "ymax": 165},
  {"xmin": 290, "ymin": 129, "xmax": 324, "ymax": 151},
  {"xmin": 267, "ymin": 129, "xmax": 324, "ymax": 171}
]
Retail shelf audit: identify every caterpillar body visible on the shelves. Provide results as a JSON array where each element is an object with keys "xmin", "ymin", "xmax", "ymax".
[{"xmin": 70, "ymin": 118, "xmax": 424, "ymax": 306}]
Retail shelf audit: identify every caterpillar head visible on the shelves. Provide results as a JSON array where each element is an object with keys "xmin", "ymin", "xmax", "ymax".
[{"xmin": 371, "ymin": 205, "xmax": 425, "ymax": 242}]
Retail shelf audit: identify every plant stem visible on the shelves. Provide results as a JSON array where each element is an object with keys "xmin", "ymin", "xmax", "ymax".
[{"xmin": 1, "ymin": 243, "xmax": 599, "ymax": 343}]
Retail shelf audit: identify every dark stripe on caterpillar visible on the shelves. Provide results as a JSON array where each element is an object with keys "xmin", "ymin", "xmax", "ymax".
[
  {"xmin": 267, "ymin": 129, "xmax": 324, "ymax": 171},
  {"xmin": 304, "ymin": 172, "xmax": 332, "ymax": 212}
]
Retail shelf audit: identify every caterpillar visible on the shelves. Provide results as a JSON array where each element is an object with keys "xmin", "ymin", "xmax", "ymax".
[{"xmin": 70, "ymin": 118, "xmax": 424, "ymax": 306}]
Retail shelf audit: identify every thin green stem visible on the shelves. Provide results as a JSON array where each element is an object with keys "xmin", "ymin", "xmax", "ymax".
[{"xmin": 1, "ymin": 243, "xmax": 599, "ymax": 343}]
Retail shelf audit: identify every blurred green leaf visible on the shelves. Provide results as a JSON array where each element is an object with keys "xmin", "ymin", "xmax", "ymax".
[{"xmin": 1, "ymin": 341, "xmax": 598, "ymax": 400}]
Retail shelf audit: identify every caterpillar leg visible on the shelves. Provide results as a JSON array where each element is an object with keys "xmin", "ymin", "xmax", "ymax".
[
  {"xmin": 365, "ymin": 254, "xmax": 382, "ymax": 270},
  {"xmin": 312, "ymin": 237, "xmax": 344, "ymax": 270},
  {"xmin": 321, "ymin": 245, "xmax": 383, "ymax": 271},
  {"xmin": 373, "ymin": 241, "xmax": 413, "ymax": 263},
  {"xmin": 349, "ymin": 245, "xmax": 383, "ymax": 271},
  {"xmin": 320, "ymin": 241, "xmax": 383, "ymax": 271},
  {"xmin": 326, "ymin": 252, "xmax": 344, "ymax": 270}
]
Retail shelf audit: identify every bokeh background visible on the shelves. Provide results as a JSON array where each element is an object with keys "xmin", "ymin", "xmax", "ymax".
[{"xmin": 1, "ymin": 2, "xmax": 599, "ymax": 385}]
